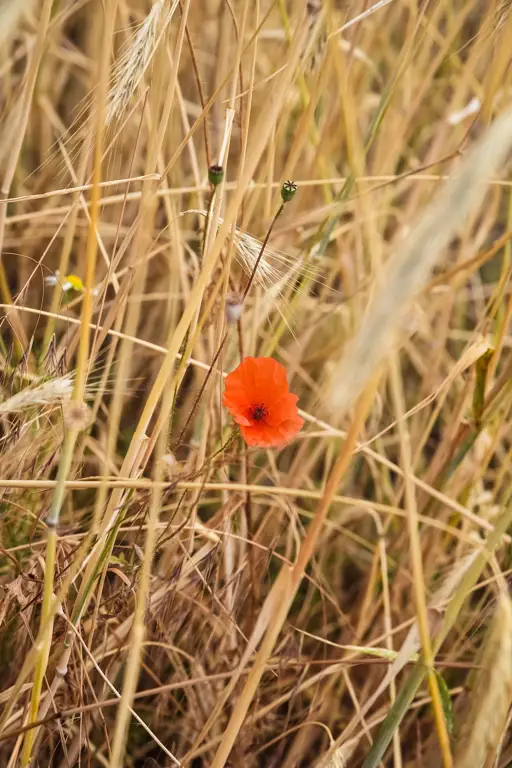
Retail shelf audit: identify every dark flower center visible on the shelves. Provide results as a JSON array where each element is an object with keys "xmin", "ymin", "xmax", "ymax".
[{"xmin": 249, "ymin": 403, "xmax": 268, "ymax": 422}]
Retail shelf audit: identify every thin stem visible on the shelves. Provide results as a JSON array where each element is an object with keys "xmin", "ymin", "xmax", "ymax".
[
  {"xmin": 176, "ymin": 328, "xmax": 228, "ymax": 449},
  {"xmin": 108, "ymin": 386, "xmax": 174, "ymax": 767},
  {"xmin": 389, "ymin": 352, "xmax": 453, "ymax": 767},
  {"xmin": 19, "ymin": 527, "xmax": 57, "ymax": 766},
  {"xmin": 242, "ymin": 203, "xmax": 284, "ymax": 299},
  {"xmin": 181, "ymin": 0, "xmax": 210, "ymax": 166},
  {"xmin": 199, "ymin": 379, "xmax": 378, "ymax": 768},
  {"xmin": 41, "ymin": 137, "xmax": 92, "ymax": 359},
  {"xmin": 176, "ymin": 196, "xmax": 288, "ymax": 449},
  {"xmin": 0, "ymin": 0, "xmax": 56, "ymax": 355},
  {"xmin": 20, "ymin": 2, "xmax": 117, "ymax": 762}
]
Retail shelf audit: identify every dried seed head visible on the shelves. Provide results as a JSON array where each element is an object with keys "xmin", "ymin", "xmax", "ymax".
[
  {"xmin": 281, "ymin": 180, "xmax": 298, "ymax": 203},
  {"xmin": 231, "ymin": 229, "xmax": 284, "ymax": 288},
  {"xmin": 181, "ymin": 209, "xmax": 316, "ymax": 295},
  {"xmin": 323, "ymin": 743, "xmax": 354, "ymax": 767},
  {"xmin": 0, "ymin": 375, "xmax": 74, "ymax": 416},
  {"xmin": 225, "ymin": 293, "xmax": 243, "ymax": 324},
  {"xmin": 308, "ymin": 28, "xmax": 328, "ymax": 75},
  {"xmin": 106, "ymin": 0, "xmax": 179, "ymax": 125},
  {"xmin": 63, "ymin": 401, "xmax": 92, "ymax": 431}
]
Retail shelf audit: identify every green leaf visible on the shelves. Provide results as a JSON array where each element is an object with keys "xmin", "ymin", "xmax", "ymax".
[
  {"xmin": 362, "ymin": 663, "xmax": 426, "ymax": 768},
  {"xmin": 434, "ymin": 670, "xmax": 453, "ymax": 734},
  {"xmin": 472, "ymin": 348, "xmax": 494, "ymax": 427}
]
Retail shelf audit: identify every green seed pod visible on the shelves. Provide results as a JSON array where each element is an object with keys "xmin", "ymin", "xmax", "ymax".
[
  {"xmin": 208, "ymin": 164, "xmax": 225, "ymax": 186},
  {"xmin": 281, "ymin": 180, "xmax": 297, "ymax": 202}
]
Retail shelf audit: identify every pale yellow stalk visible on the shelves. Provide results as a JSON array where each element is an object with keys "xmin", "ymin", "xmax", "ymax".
[
  {"xmin": 389, "ymin": 351, "xmax": 453, "ymax": 768},
  {"xmin": 108, "ymin": 382, "xmax": 175, "ymax": 767},
  {"xmin": 19, "ymin": 1, "xmax": 118, "ymax": 763},
  {"xmin": 207, "ymin": 382, "xmax": 377, "ymax": 768},
  {"xmin": 0, "ymin": 0, "xmax": 55, "ymax": 352}
]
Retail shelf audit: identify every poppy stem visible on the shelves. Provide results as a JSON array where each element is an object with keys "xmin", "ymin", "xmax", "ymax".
[
  {"xmin": 237, "ymin": 195, "xmax": 294, "ymax": 616},
  {"xmin": 242, "ymin": 202, "xmax": 285, "ymax": 300},
  {"xmin": 233, "ymin": 317, "xmax": 259, "ymax": 614},
  {"xmin": 234, "ymin": 320, "xmax": 260, "ymax": 614},
  {"xmin": 176, "ymin": 185, "xmax": 296, "ymax": 449},
  {"xmin": 205, "ymin": 428, "xmax": 239, "ymax": 464}
]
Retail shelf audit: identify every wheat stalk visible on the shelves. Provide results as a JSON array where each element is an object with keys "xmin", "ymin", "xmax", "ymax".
[
  {"xmin": 20, "ymin": 0, "xmax": 118, "ymax": 762},
  {"xmin": 454, "ymin": 589, "xmax": 512, "ymax": 768}
]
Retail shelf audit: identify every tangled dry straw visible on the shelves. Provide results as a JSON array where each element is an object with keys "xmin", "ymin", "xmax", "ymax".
[
  {"xmin": 328, "ymin": 104, "xmax": 512, "ymax": 418},
  {"xmin": 0, "ymin": 0, "xmax": 33, "ymax": 46},
  {"xmin": 0, "ymin": 1, "xmax": 512, "ymax": 767}
]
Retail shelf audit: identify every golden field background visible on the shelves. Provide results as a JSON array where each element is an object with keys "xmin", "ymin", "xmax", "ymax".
[{"xmin": 0, "ymin": 0, "xmax": 512, "ymax": 766}]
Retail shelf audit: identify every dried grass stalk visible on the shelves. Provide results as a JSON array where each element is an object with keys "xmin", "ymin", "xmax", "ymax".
[
  {"xmin": 323, "ymin": 742, "xmax": 355, "ymax": 767},
  {"xmin": 319, "ymin": 552, "xmax": 480, "ymax": 765},
  {"xmin": 0, "ymin": 0, "xmax": 33, "ymax": 46},
  {"xmin": 454, "ymin": 590, "xmax": 512, "ymax": 768},
  {"xmin": 327, "ymin": 104, "xmax": 512, "ymax": 418}
]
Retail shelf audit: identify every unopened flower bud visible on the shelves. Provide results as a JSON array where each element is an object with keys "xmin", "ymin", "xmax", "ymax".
[{"xmin": 208, "ymin": 164, "xmax": 224, "ymax": 186}]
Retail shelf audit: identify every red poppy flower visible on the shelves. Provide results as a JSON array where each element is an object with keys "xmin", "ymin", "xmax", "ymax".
[{"xmin": 222, "ymin": 357, "xmax": 304, "ymax": 447}]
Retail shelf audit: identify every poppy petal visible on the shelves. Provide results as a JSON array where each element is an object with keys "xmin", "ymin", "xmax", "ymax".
[
  {"xmin": 265, "ymin": 393, "xmax": 300, "ymax": 427},
  {"xmin": 223, "ymin": 356, "xmax": 303, "ymax": 447}
]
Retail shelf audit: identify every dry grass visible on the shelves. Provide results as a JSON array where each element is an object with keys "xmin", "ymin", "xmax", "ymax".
[{"xmin": 0, "ymin": 1, "xmax": 512, "ymax": 767}]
